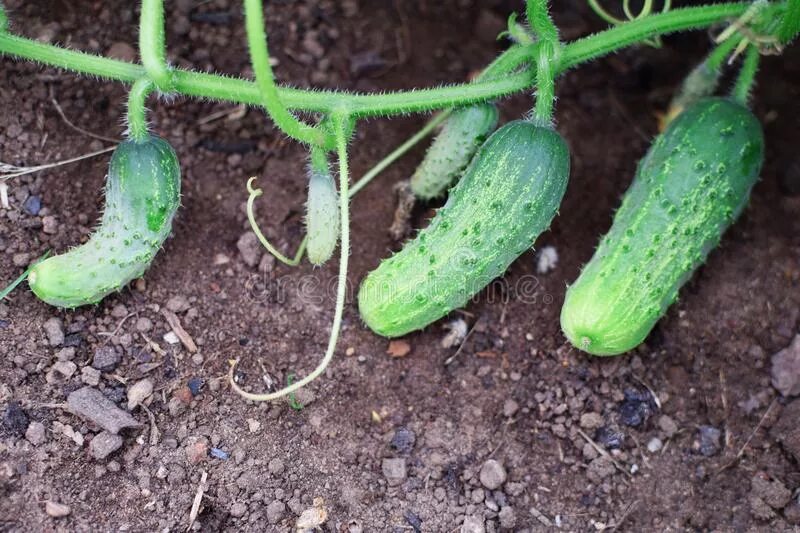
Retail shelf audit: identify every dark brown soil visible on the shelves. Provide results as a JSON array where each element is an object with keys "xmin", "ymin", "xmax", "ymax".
[{"xmin": 2, "ymin": 1, "xmax": 799, "ymax": 532}]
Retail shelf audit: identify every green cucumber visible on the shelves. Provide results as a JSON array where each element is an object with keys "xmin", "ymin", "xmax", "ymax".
[
  {"xmin": 561, "ymin": 97, "xmax": 764, "ymax": 356},
  {"xmin": 359, "ymin": 120, "xmax": 570, "ymax": 337},
  {"xmin": 410, "ymin": 103, "xmax": 498, "ymax": 200},
  {"xmin": 305, "ymin": 148, "xmax": 340, "ymax": 266},
  {"xmin": 29, "ymin": 135, "xmax": 181, "ymax": 308}
]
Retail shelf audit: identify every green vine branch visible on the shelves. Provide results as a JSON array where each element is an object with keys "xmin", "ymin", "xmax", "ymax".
[
  {"xmin": 139, "ymin": 0, "xmax": 174, "ymax": 92},
  {"xmin": 0, "ymin": 3, "xmax": 757, "ymax": 120},
  {"xmin": 127, "ymin": 78, "xmax": 155, "ymax": 141}
]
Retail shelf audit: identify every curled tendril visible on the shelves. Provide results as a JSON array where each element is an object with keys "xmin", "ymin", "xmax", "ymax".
[
  {"xmin": 587, "ymin": 0, "xmax": 672, "ymax": 47},
  {"xmin": 245, "ymin": 176, "xmax": 307, "ymax": 267}
]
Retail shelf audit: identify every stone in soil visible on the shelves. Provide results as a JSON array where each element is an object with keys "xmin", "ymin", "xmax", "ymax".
[
  {"xmin": 46, "ymin": 361, "xmax": 77, "ymax": 384},
  {"xmin": 25, "ymin": 421, "xmax": 47, "ymax": 446},
  {"xmin": 268, "ymin": 457, "xmax": 285, "ymax": 475},
  {"xmin": 266, "ymin": 500, "xmax": 285, "ymax": 524},
  {"xmin": 594, "ymin": 426, "xmax": 624, "ymax": 449},
  {"xmin": 579, "ymin": 412, "xmax": 604, "ymax": 429},
  {"xmin": 697, "ymin": 426, "xmax": 722, "ymax": 456},
  {"xmin": 479, "ymin": 459, "xmax": 507, "ymax": 490},
  {"xmin": 382, "ymin": 457, "xmax": 407, "ymax": 486},
  {"xmin": 658, "ymin": 415, "xmax": 678, "ymax": 437},
  {"xmin": 186, "ymin": 438, "xmax": 209, "ymax": 464},
  {"xmin": 771, "ymin": 399, "xmax": 800, "ymax": 462},
  {"xmin": 498, "ymin": 505, "xmax": 516, "ymax": 529},
  {"xmin": 89, "ymin": 430, "xmax": 124, "ymax": 460},
  {"xmin": 126, "ymin": 378, "xmax": 153, "ymax": 409},
  {"xmin": 237, "ymin": 231, "xmax": 262, "ymax": 267},
  {"xmin": 390, "ymin": 427, "xmax": 416, "ymax": 454},
  {"xmin": 67, "ymin": 386, "xmax": 141, "ymax": 434},
  {"xmin": 750, "ymin": 474, "xmax": 792, "ymax": 509},
  {"xmin": 586, "ymin": 456, "xmax": 616, "ymax": 483},
  {"xmin": 2, "ymin": 401, "xmax": 29, "ymax": 436},
  {"xmin": 230, "ymin": 502, "xmax": 248, "ymax": 518},
  {"xmin": 618, "ymin": 388, "xmax": 657, "ymax": 427},
  {"xmin": 81, "ymin": 366, "xmax": 101, "ymax": 386},
  {"xmin": 43, "ymin": 317, "xmax": 64, "ymax": 346},
  {"xmin": 166, "ymin": 294, "xmax": 190, "ymax": 313},
  {"xmin": 45, "ymin": 501, "xmax": 71, "ymax": 518},
  {"xmin": 460, "ymin": 514, "xmax": 485, "ymax": 533},
  {"xmin": 92, "ymin": 345, "xmax": 121, "ymax": 372},
  {"xmin": 771, "ymin": 335, "xmax": 800, "ymax": 397}
]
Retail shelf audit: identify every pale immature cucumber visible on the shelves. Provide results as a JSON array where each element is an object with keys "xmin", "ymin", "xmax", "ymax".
[
  {"xmin": 29, "ymin": 135, "xmax": 181, "ymax": 308},
  {"xmin": 561, "ymin": 98, "xmax": 764, "ymax": 356},
  {"xmin": 305, "ymin": 148, "xmax": 340, "ymax": 266},
  {"xmin": 410, "ymin": 103, "xmax": 498, "ymax": 200},
  {"xmin": 359, "ymin": 120, "xmax": 570, "ymax": 337}
]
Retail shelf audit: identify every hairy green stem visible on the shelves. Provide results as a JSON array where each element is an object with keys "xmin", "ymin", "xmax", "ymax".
[
  {"xmin": 0, "ymin": 3, "xmax": 753, "ymax": 118},
  {"xmin": 732, "ymin": 44, "xmax": 760, "ymax": 105},
  {"xmin": 779, "ymin": 0, "xmax": 800, "ymax": 43},
  {"xmin": 127, "ymin": 78, "xmax": 155, "ymax": 141},
  {"xmin": 527, "ymin": 0, "xmax": 560, "ymax": 126},
  {"xmin": 244, "ymin": 0, "xmax": 326, "ymax": 146},
  {"xmin": 349, "ymin": 112, "xmax": 449, "ymax": 197},
  {"xmin": 230, "ymin": 113, "xmax": 352, "ymax": 402},
  {"xmin": 139, "ymin": 0, "xmax": 174, "ymax": 91}
]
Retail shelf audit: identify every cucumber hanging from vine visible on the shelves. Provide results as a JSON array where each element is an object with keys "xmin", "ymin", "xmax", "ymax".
[
  {"xmin": 306, "ymin": 147, "xmax": 340, "ymax": 265},
  {"xmin": 358, "ymin": 120, "xmax": 570, "ymax": 337},
  {"xmin": 410, "ymin": 103, "xmax": 498, "ymax": 200},
  {"xmin": 29, "ymin": 135, "xmax": 181, "ymax": 308},
  {"xmin": 560, "ymin": 97, "xmax": 764, "ymax": 356}
]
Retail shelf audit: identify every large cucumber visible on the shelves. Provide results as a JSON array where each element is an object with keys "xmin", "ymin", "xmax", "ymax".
[
  {"xmin": 29, "ymin": 135, "xmax": 181, "ymax": 308},
  {"xmin": 410, "ymin": 103, "xmax": 498, "ymax": 200},
  {"xmin": 359, "ymin": 120, "xmax": 570, "ymax": 337},
  {"xmin": 561, "ymin": 98, "xmax": 764, "ymax": 356}
]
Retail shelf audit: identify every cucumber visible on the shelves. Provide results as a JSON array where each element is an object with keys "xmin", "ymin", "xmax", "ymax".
[
  {"xmin": 305, "ymin": 149, "xmax": 340, "ymax": 266},
  {"xmin": 359, "ymin": 120, "xmax": 570, "ymax": 337},
  {"xmin": 561, "ymin": 97, "xmax": 764, "ymax": 356},
  {"xmin": 410, "ymin": 103, "xmax": 498, "ymax": 200},
  {"xmin": 29, "ymin": 135, "xmax": 181, "ymax": 308}
]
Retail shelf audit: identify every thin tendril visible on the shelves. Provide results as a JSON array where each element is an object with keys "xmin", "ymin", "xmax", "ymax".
[
  {"xmin": 228, "ymin": 112, "xmax": 352, "ymax": 402},
  {"xmin": 246, "ymin": 177, "xmax": 306, "ymax": 266}
]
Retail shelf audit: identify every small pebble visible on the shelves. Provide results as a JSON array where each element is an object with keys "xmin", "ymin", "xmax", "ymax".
[
  {"xmin": 266, "ymin": 500, "xmax": 285, "ymax": 524},
  {"xmin": 166, "ymin": 295, "xmax": 190, "ymax": 313},
  {"xmin": 89, "ymin": 430, "xmax": 124, "ymax": 460},
  {"xmin": 382, "ymin": 457, "xmax": 407, "ymax": 486},
  {"xmin": 92, "ymin": 346, "xmax": 121, "ymax": 372},
  {"xmin": 45, "ymin": 501, "xmax": 71, "ymax": 518},
  {"xmin": 390, "ymin": 427, "xmax": 416, "ymax": 454},
  {"xmin": 698, "ymin": 426, "xmax": 722, "ymax": 456},
  {"xmin": 230, "ymin": 502, "xmax": 247, "ymax": 518},
  {"xmin": 25, "ymin": 421, "xmax": 47, "ymax": 446},
  {"xmin": 268, "ymin": 457, "xmax": 285, "ymax": 475},
  {"xmin": 41, "ymin": 215, "xmax": 58, "ymax": 234},
  {"xmin": 43, "ymin": 317, "xmax": 65, "ymax": 347},
  {"xmin": 479, "ymin": 459, "xmax": 507, "ymax": 490},
  {"xmin": 126, "ymin": 378, "xmax": 154, "ymax": 409},
  {"xmin": 23, "ymin": 195, "xmax": 41, "ymax": 215},
  {"xmin": 81, "ymin": 366, "xmax": 101, "ymax": 386},
  {"xmin": 647, "ymin": 437, "xmax": 663, "ymax": 453}
]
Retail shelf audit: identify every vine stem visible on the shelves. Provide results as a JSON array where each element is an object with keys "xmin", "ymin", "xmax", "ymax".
[
  {"xmin": 229, "ymin": 112, "xmax": 352, "ymax": 402},
  {"xmin": 139, "ymin": 0, "xmax": 173, "ymax": 92},
  {"xmin": 732, "ymin": 44, "xmax": 760, "ymax": 105},
  {"xmin": 0, "ymin": 3, "xmax": 753, "ymax": 118},
  {"xmin": 127, "ymin": 78, "xmax": 155, "ymax": 141},
  {"xmin": 243, "ymin": 0, "xmax": 327, "ymax": 147},
  {"xmin": 527, "ymin": 0, "xmax": 560, "ymax": 126}
]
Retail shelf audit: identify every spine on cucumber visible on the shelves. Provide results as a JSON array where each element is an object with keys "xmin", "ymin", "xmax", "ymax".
[
  {"xmin": 359, "ymin": 120, "xmax": 570, "ymax": 337},
  {"xmin": 29, "ymin": 135, "xmax": 181, "ymax": 308},
  {"xmin": 305, "ymin": 148, "xmax": 340, "ymax": 266},
  {"xmin": 410, "ymin": 103, "xmax": 498, "ymax": 200},
  {"xmin": 561, "ymin": 98, "xmax": 764, "ymax": 356}
]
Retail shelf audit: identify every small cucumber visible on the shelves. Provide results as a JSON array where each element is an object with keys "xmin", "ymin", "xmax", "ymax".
[
  {"xmin": 410, "ymin": 103, "xmax": 498, "ymax": 200},
  {"xmin": 359, "ymin": 120, "xmax": 570, "ymax": 337},
  {"xmin": 305, "ymin": 149, "xmax": 340, "ymax": 266},
  {"xmin": 561, "ymin": 98, "xmax": 764, "ymax": 356},
  {"xmin": 29, "ymin": 135, "xmax": 181, "ymax": 308}
]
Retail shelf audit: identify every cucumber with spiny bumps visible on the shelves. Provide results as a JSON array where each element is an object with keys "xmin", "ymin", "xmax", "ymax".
[
  {"xmin": 410, "ymin": 103, "xmax": 498, "ymax": 200},
  {"xmin": 306, "ymin": 148, "xmax": 340, "ymax": 265},
  {"xmin": 561, "ymin": 97, "xmax": 764, "ymax": 356},
  {"xmin": 359, "ymin": 120, "xmax": 570, "ymax": 337},
  {"xmin": 29, "ymin": 135, "xmax": 181, "ymax": 308}
]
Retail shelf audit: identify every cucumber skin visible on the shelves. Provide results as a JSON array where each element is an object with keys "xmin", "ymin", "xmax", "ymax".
[
  {"xmin": 306, "ymin": 165, "xmax": 340, "ymax": 266},
  {"xmin": 410, "ymin": 103, "xmax": 498, "ymax": 200},
  {"xmin": 359, "ymin": 121, "xmax": 570, "ymax": 337},
  {"xmin": 561, "ymin": 98, "xmax": 764, "ymax": 356},
  {"xmin": 29, "ymin": 135, "xmax": 181, "ymax": 308}
]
